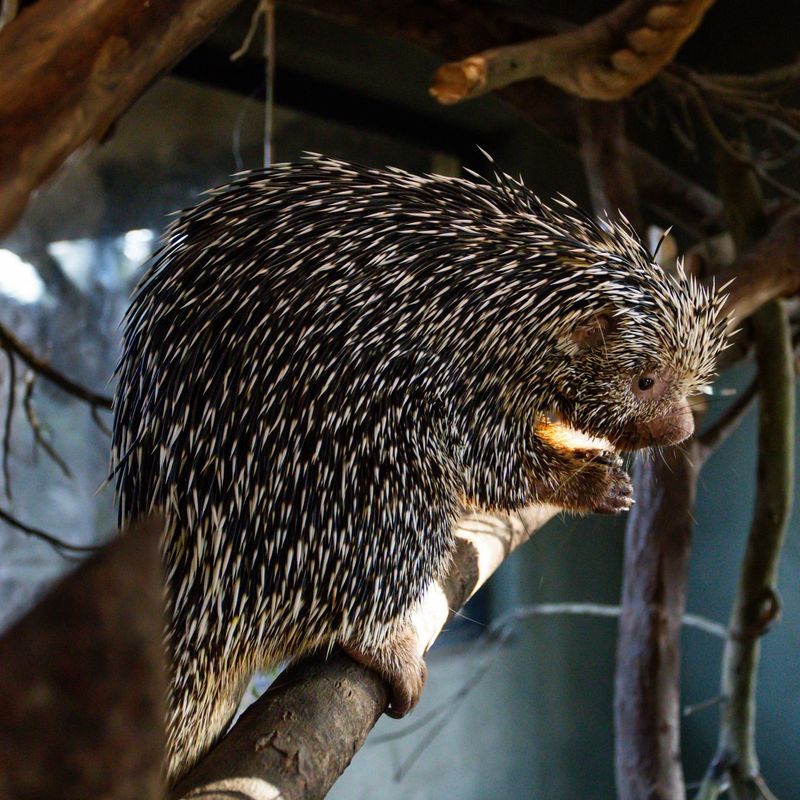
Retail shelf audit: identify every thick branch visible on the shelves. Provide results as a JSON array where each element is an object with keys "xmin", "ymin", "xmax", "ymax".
[
  {"xmin": 430, "ymin": 0, "xmax": 718, "ymax": 104},
  {"xmin": 171, "ymin": 504, "xmax": 557, "ymax": 800},
  {"xmin": 615, "ymin": 447, "xmax": 701, "ymax": 800},
  {"xmin": 697, "ymin": 153, "xmax": 794, "ymax": 800},
  {"xmin": 577, "ymin": 100, "xmax": 695, "ymax": 800},
  {"xmin": 0, "ymin": 0, "xmax": 243, "ymax": 237},
  {"xmin": 714, "ymin": 207, "xmax": 800, "ymax": 332}
]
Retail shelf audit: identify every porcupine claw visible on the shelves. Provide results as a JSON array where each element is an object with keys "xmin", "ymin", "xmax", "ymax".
[
  {"xmin": 591, "ymin": 469, "xmax": 634, "ymax": 514},
  {"xmin": 557, "ymin": 447, "xmax": 634, "ymax": 515},
  {"xmin": 343, "ymin": 627, "xmax": 427, "ymax": 718},
  {"xmin": 588, "ymin": 451, "xmax": 634, "ymax": 514}
]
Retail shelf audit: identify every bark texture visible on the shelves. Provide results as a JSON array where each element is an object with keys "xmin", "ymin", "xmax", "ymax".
[
  {"xmin": 0, "ymin": 517, "xmax": 166, "ymax": 800},
  {"xmin": 0, "ymin": 0, "xmax": 243, "ymax": 237}
]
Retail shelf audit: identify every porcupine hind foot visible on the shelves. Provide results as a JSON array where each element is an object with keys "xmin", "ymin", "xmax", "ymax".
[{"xmin": 343, "ymin": 625, "xmax": 427, "ymax": 718}]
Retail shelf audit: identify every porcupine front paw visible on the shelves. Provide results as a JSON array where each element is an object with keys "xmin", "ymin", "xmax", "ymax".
[
  {"xmin": 343, "ymin": 626, "xmax": 427, "ymax": 718},
  {"xmin": 544, "ymin": 449, "xmax": 634, "ymax": 515},
  {"xmin": 586, "ymin": 451, "xmax": 634, "ymax": 513},
  {"xmin": 573, "ymin": 449, "xmax": 633, "ymax": 514}
]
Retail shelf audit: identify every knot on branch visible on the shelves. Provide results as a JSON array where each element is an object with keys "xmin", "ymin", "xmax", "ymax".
[{"xmin": 731, "ymin": 586, "xmax": 782, "ymax": 641}]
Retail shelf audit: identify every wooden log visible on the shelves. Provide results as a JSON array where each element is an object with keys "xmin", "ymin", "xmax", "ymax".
[{"xmin": 0, "ymin": 0, "xmax": 243, "ymax": 238}]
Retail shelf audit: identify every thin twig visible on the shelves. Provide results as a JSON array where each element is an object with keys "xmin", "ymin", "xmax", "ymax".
[
  {"xmin": 2, "ymin": 343, "xmax": 16, "ymax": 501},
  {"xmin": 659, "ymin": 62, "xmax": 800, "ymax": 204},
  {"xmin": 22, "ymin": 373, "xmax": 72, "ymax": 479},
  {"xmin": 664, "ymin": 73, "xmax": 800, "ymax": 204},
  {"xmin": 683, "ymin": 695, "xmax": 725, "ymax": 718},
  {"xmin": 489, "ymin": 602, "xmax": 728, "ymax": 639},
  {"xmin": 0, "ymin": 506, "xmax": 100, "ymax": 556},
  {"xmin": 697, "ymin": 378, "xmax": 759, "ymax": 458},
  {"xmin": 0, "ymin": 324, "xmax": 112, "ymax": 410},
  {"xmin": 229, "ymin": 1, "xmax": 264, "ymax": 61},
  {"xmin": 700, "ymin": 58, "xmax": 800, "ymax": 93},
  {"xmin": 91, "ymin": 404, "xmax": 112, "ymax": 436}
]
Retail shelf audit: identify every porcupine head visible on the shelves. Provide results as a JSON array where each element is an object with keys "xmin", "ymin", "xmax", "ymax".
[{"xmin": 111, "ymin": 155, "xmax": 729, "ymax": 783}]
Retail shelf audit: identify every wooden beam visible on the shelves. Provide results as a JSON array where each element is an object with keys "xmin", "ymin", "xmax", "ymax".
[{"xmin": 0, "ymin": 0, "xmax": 244, "ymax": 238}]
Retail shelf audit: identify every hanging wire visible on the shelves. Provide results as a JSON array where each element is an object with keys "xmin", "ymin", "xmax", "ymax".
[
  {"xmin": 263, "ymin": 0, "xmax": 275, "ymax": 167},
  {"xmin": 230, "ymin": 0, "xmax": 276, "ymax": 168}
]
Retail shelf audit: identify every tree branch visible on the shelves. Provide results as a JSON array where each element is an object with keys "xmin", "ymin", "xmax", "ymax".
[
  {"xmin": 713, "ymin": 208, "xmax": 800, "ymax": 333},
  {"xmin": 22, "ymin": 372, "xmax": 74, "ymax": 479},
  {"xmin": 429, "ymin": 0, "xmax": 718, "ymax": 104},
  {"xmin": 284, "ymin": 0, "xmax": 726, "ymax": 237},
  {"xmin": 0, "ymin": 0, "xmax": 244, "ymax": 237},
  {"xmin": 171, "ymin": 504, "xmax": 558, "ymax": 800},
  {"xmin": 0, "ymin": 517, "xmax": 166, "ymax": 800},
  {"xmin": 0, "ymin": 505, "xmax": 101, "ymax": 555},
  {"xmin": 574, "ymin": 101, "xmax": 697, "ymax": 800},
  {"xmin": 0, "ymin": 323, "xmax": 112, "ymax": 409},
  {"xmin": 696, "ymin": 150, "xmax": 794, "ymax": 800}
]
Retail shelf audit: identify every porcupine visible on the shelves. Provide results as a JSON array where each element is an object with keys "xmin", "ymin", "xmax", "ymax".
[{"xmin": 111, "ymin": 154, "xmax": 727, "ymax": 781}]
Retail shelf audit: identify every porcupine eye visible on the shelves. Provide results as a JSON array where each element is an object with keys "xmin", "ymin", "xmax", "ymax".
[{"xmin": 631, "ymin": 373, "xmax": 659, "ymax": 400}]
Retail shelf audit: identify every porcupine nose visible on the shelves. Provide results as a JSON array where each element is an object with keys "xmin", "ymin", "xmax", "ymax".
[{"xmin": 645, "ymin": 397, "xmax": 694, "ymax": 445}]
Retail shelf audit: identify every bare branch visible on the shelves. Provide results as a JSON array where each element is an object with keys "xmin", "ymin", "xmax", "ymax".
[
  {"xmin": 22, "ymin": 373, "xmax": 73, "ymax": 479},
  {"xmin": 483, "ymin": 602, "xmax": 727, "ymax": 640},
  {"xmin": 0, "ymin": 517, "xmax": 165, "ymax": 800},
  {"xmin": 712, "ymin": 208, "xmax": 800, "ymax": 337},
  {"xmin": 0, "ymin": 324, "xmax": 112, "ymax": 410},
  {"xmin": 696, "ymin": 378, "xmax": 759, "ymax": 458},
  {"xmin": 0, "ymin": 506, "xmax": 101, "ymax": 556},
  {"xmin": 430, "ymin": 0, "xmax": 718, "ymax": 104},
  {"xmin": 661, "ymin": 72, "xmax": 800, "ymax": 204},
  {"xmin": 574, "ymin": 95, "xmax": 693, "ymax": 800}
]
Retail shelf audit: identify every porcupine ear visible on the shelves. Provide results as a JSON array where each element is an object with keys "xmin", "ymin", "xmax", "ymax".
[{"xmin": 568, "ymin": 312, "xmax": 616, "ymax": 351}]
